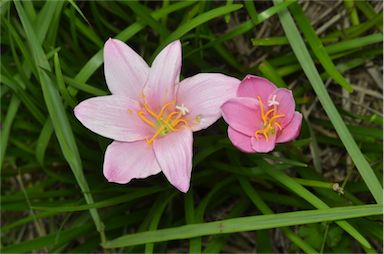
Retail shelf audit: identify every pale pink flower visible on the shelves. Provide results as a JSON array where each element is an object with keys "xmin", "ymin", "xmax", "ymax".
[
  {"xmin": 221, "ymin": 75, "xmax": 302, "ymax": 153},
  {"xmin": 74, "ymin": 39, "xmax": 240, "ymax": 192}
]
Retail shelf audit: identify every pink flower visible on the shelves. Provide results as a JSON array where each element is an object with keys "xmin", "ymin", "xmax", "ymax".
[
  {"xmin": 221, "ymin": 75, "xmax": 302, "ymax": 153},
  {"xmin": 74, "ymin": 39, "xmax": 240, "ymax": 192}
]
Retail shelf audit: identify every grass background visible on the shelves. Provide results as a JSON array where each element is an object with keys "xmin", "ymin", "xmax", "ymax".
[{"xmin": 1, "ymin": 0, "xmax": 383, "ymax": 253}]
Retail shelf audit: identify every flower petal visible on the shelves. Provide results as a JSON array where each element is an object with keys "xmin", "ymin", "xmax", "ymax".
[
  {"xmin": 176, "ymin": 73, "xmax": 240, "ymax": 131},
  {"xmin": 74, "ymin": 95, "xmax": 152, "ymax": 142},
  {"xmin": 153, "ymin": 128, "xmax": 192, "ymax": 192},
  {"xmin": 103, "ymin": 140, "xmax": 161, "ymax": 184},
  {"xmin": 276, "ymin": 112, "xmax": 302, "ymax": 143},
  {"xmin": 272, "ymin": 88, "xmax": 296, "ymax": 127},
  {"xmin": 237, "ymin": 75, "xmax": 277, "ymax": 104},
  {"xmin": 251, "ymin": 132, "xmax": 277, "ymax": 153},
  {"xmin": 104, "ymin": 38, "xmax": 149, "ymax": 100},
  {"xmin": 221, "ymin": 97, "xmax": 262, "ymax": 136},
  {"xmin": 228, "ymin": 127, "xmax": 254, "ymax": 153},
  {"xmin": 144, "ymin": 40, "xmax": 182, "ymax": 111}
]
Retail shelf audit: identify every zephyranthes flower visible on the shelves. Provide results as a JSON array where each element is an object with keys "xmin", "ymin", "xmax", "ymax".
[
  {"xmin": 221, "ymin": 75, "xmax": 302, "ymax": 153},
  {"xmin": 74, "ymin": 39, "xmax": 240, "ymax": 192}
]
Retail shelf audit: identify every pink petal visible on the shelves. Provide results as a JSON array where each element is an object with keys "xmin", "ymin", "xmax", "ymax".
[
  {"xmin": 276, "ymin": 112, "xmax": 302, "ymax": 143},
  {"xmin": 144, "ymin": 41, "xmax": 182, "ymax": 111},
  {"xmin": 237, "ymin": 75, "xmax": 277, "ymax": 104},
  {"xmin": 176, "ymin": 73, "xmax": 240, "ymax": 132},
  {"xmin": 251, "ymin": 132, "xmax": 277, "ymax": 153},
  {"xmin": 153, "ymin": 128, "xmax": 192, "ymax": 192},
  {"xmin": 221, "ymin": 97, "xmax": 263, "ymax": 136},
  {"xmin": 104, "ymin": 38, "xmax": 149, "ymax": 100},
  {"xmin": 228, "ymin": 127, "xmax": 254, "ymax": 153},
  {"xmin": 103, "ymin": 140, "xmax": 161, "ymax": 184},
  {"xmin": 272, "ymin": 88, "xmax": 295, "ymax": 127},
  {"xmin": 74, "ymin": 95, "xmax": 152, "ymax": 142}
]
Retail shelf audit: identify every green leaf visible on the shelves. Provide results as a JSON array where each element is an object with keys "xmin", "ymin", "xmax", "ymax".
[
  {"xmin": 1, "ymin": 95, "xmax": 20, "ymax": 170},
  {"xmin": 289, "ymin": 2, "xmax": 353, "ymax": 92},
  {"xmin": 103, "ymin": 204, "xmax": 381, "ymax": 248},
  {"xmin": 14, "ymin": 1, "xmax": 106, "ymax": 243},
  {"xmin": 273, "ymin": 0, "xmax": 383, "ymax": 205},
  {"xmin": 151, "ymin": 4, "xmax": 243, "ymax": 61}
]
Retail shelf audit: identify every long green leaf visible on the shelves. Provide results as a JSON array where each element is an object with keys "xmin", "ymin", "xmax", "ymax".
[
  {"xmin": 103, "ymin": 204, "xmax": 381, "ymax": 248},
  {"xmin": 0, "ymin": 95, "xmax": 20, "ymax": 170},
  {"xmin": 151, "ymin": 4, "xmax": 243, "ymax": 61},
  {"xmin": 14, "ymin": 1, "xmax": 106, "ymax": 243},
  {"xmin": 289, "ymin": 2, "xmax": 353, "ymax": 92},
  {"xmin": 273, "ymin": 0, "xmax": 383, "ymax": 205}
]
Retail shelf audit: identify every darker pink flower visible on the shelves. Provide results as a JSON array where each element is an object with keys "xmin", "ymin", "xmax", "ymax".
[
  {"xmin": 221, "ymin": 75, "xmax": 302, "ymax": 153},
  {"xmin": 74, "ymin": 39, "xmax": 240, "ymax": 192}
]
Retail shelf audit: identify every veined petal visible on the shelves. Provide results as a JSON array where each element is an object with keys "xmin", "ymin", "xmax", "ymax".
[
  {"xmin": 144, "ymin": 40, "xmax": 182, "ymax": 111},
  {"xmin": 153, "ymin": 128, "xmax": 192, "ymax": 193},
  {"xmin": 104, "ymin": 38, "xmax": 149, "ymax": 100},
  {"xmin": 103, "ymin": 140, "xmax": 161, "ymax": 184},
  {"xmin": 176, "ymin": 73, "xmax": 240, "ymax": 132},
  {"xmin": 228, "ymin": 127, "xmax": 254, "ymax": 153},
  {"xmin": 276, "ymin": 112, "xmax": 302, "ymax": 143},
  {"xmin": 221, "ymin": 97, "xmax": 262, "ymax": 136},
  {"xmin": 74, "ymin": 95, "xmax": 152, "ymax": 142},
  {"xmin": 251, "ymin": 132, "xmax": 277, "ymax": 153},
  {"xmin": 272, "ymin": 88, "xmax": 295, "ymax": 127},
  {"xmin": 237, "ymin": 75, "xmax": 277, "ymax": 104}
]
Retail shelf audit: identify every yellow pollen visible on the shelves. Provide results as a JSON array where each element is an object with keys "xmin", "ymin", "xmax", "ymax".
[
  {"xmin": 255, "ymin": 96, "xmax": 285, "ymax": 141},
  {"xmin": 136, "ymin": 101, "xmax": 189, "ymax": 144}
]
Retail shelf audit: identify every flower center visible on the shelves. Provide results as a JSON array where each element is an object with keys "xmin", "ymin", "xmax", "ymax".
[
  {"xmin": 255, "ymin": 96, "xmax": 285, "ymax": 141},
  {"xmin": 137, "ymin": 101, "xmax": 189, "ymax": 144}
]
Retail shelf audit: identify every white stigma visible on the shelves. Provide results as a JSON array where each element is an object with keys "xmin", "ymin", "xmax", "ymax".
[
  {"xmin": 176, "ymin": 104, "xmax": 189, "ymax": 115},
  {"xmin": 268, "ymin": 95, "xmax": 279, "ymax": 107}
]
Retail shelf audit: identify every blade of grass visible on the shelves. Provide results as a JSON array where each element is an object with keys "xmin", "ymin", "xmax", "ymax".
[
  {"xmin": 355, "ymin": 1, "xmax": 383, "ymax": 32},
  {"xmin": 103, "ymin": 204, "xmax": 381, "ymax": 248},
  {"xmin": 54, "ymin": 53, "xmax": 76, "ymax": 107},
  {"xmin": 238, "ymin": 177, "xmax": 317, "ymax": 253},
  {"xmin": 32, "ymin": 186, "xmax": 164, "ymax": 212},
  {"xmin": 185, "ymin": 0, "xmax": 296, "ymax": 58},
  {"xmin": 125, "ymin": 0, "xmax": 169, "ymax": 39},
  {"xmin": 244, "ymin": 0, "xmax": 258, "ymax": 24},
  {"xmin": 289, "ymin": 2, "xmax": 353, "ymax": 92},
  {"xmin": 344, "ymin": 0, "xmax": 360, "ymax": 26},
  {"xmin": 14, "ymin": 1, "xmax": 106, "ymax": 244},
  {"xmin": 35, "ymin": 119, "xmax": 53, "ymax": 165},
  {"xmin": 258, "ymin": 60, "xmax": 287, "ymax": 88},
  {"xmin": 144, "ymin": 192, "xmax": 176, "ymax": 253},
  {"xmin": 274, "ymin": 0, "xmax": 383, "ymax": 205},
  {"xmin": 151, "ymin": 4, "xmax": 243, "ymax": 61},
  {"xmin": 0, "ymin": 95, "xmax": 20, "ymax": 170},
  {"xmin": 258, "ymin": 158, "xmax": 373, "ymax": 250}
]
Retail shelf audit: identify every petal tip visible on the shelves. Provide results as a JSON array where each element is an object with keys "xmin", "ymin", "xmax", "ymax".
[{"xmin": 174, "ymin": 181, "xmax": 190, "ymax": 193}]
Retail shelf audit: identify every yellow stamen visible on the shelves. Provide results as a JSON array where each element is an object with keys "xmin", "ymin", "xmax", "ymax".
[
  {"xmin": 135, "ymin": 100, "xmax": 189, "ymax": 144},
  {"xmin": 254, "ymin": 96, "xmax": 285, "ymax": 141},
  {"xmin": 257, "ymin": 96, "xmax": 266, "ymax": 124},
  {"xmin": 275, "ymin": 122, "xmax": 283, "ymax": 131},
  {"xmin": 146, "ymin": 126, "xmax": 165, "ymax": 144},
  {"xmin": 269, "ymin": 114, "xmax": 285, "ymax": 122},
  {"xmin": 138, "ymin": 111, "xmax": 157, "ymax": 128},
  {"xmin": 143, "ymin": 102, "xmax": 158, "ymax": 118},
  {"xmin": 264, "ymin": 109, "xmax": 275, "ymax": 119},
  {"xmin": 158, "ymin": 101, "xmax": 176, "ymax": 118},
  {"xmin": 167, "ymin": 111, "xmax": 181, "ymax": 121}
]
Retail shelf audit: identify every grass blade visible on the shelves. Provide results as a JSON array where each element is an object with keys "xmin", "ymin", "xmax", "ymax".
[
  {"xmin": 103, "ymin": 204, "xmax": 381, "ymax": 248},
  {"xmin": 289, "ymin": 2, "xmax": 353, "ymax": 92},
  {"xmin": 1, "ymin": 95, "xmax": 20, "ymax": 170},
  {"xmin": 14, "ymin": 1, "xmax": 106, "ymax": 244},
  {"xmin": 273, "ymin": 0, "xmax": 383, "ymax": 205}
]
